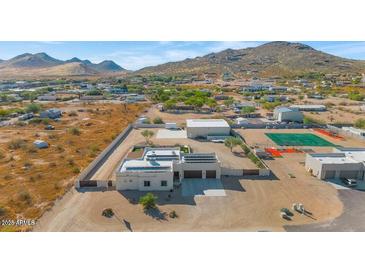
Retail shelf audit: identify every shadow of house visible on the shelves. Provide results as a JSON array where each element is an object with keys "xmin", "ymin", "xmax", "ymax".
[
  {"xmin": 118, "ymin": 187, "xmax": 197, "ymax": 206},
  {"xmin": 221, "ymin": 177, "xmax": 246, "ymax": 192}
]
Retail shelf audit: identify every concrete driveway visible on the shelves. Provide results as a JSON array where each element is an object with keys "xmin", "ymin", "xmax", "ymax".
[
  {"xmin": 181, "ymin": 179, "xmax": 226, "ymax": 197},
  {"xmin": 285, "ymin": 189, "xmax": 365, "ymax": 232}
]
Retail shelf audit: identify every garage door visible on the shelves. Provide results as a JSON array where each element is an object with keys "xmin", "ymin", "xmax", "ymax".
[
  {"xmin": 324, "ymin": 170, "xmax": 336, "ymax": 179},
  {"xmin": 184, "ymin": 170, "xmax": 202, "ymax": 179},
  {"xmin": 339, "ymin": 170, "xmax": 358, "ymax": 179},
  {"xmin": 206, "ymin": 170, "xmax": 216, "ymax": 178}
]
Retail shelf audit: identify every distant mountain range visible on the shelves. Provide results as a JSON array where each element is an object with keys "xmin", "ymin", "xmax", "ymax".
[
  {"xmin": 0, "ymin": 52, "xmax": 125, "ymax": 78},
  {"xmin": 1, "ymin": 42, "xmax": 365, "ymax": 79},
  {"xmin": 137, "ymin": 41, "xmax": 365, "ymax": 77}
]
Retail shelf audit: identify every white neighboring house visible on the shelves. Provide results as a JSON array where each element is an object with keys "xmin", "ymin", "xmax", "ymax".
[
  {"xmin": 186, "ymin": 119, "xmax": 230, "ymax": 139},
  {"xmin": 235, "ymin": 117, "xmax": 249, "ymax": 126},
  {"xmin": 116, "ymin": 147, "xmax": 221, "ymax": 191},
  {"xmin": 273, "ymin": 107, "xmax": 304, "ymax": 122},
  {"xmin": 290, "ymin": 104, "xmax": 327, "ymax": 112},
  {"xmin": 305, "ymin": 147, "xmax": 365, "ymax": 180},
  {"xmin": 342, "ymin": 127, "xmax": 365, "ymax": 137}
]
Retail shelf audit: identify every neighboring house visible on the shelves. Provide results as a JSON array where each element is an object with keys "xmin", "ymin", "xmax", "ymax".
[
  {"xmin": 37, "ymin": 95, "xmax": 57, "ymax": 101},
  {"xmin": 305, "ymin": 148, "xmax": 365, "ymax": 180},
  {"xmin": 235, "ymin": 117, "xmax": 249, "ymax": 126},
  {"xmin": 289, "ymin": 104, "xmax": 327, "ymax": 111},
  {"xmin": 116, "ymin": 147, "xmax": 221, "ymax": 191},
  {"xmin": 18, "ymin": 113, "xmax": 34, "ymax": 121},
  {"xmin": 186, "ymin": 119, "xmax": 231, "ymax": 139},
  {"xmin": 269, "ymin": 86, "xmax": 288, "ymax": 92},
  {"xmin": 342, "ymin": 127, "xmax": 365, "ymax": 137},
  {"xmin": 40, "ymin": 108, "xmax": 62, "ymax": 119},
  {"xmin": 273, "ymin": 107, "xmax": 304, "ymax": 122},
  {"xmin": 80, "ymin": 95, "xmax": 104, "ymax": 101}
]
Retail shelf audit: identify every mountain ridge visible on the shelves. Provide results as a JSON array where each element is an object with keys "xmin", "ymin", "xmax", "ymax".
[
  {"xmin": 136, "ymin": 41, "xmax": 365, "ymax": 77},
  {"xmin": 0, "ymin": 52, "xmax": 125, "ymax": 77}
]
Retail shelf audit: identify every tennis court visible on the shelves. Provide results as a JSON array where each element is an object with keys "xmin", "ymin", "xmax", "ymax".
[{"xmin": 265, "ymin": 133, "xmax": 335, "ymax": 146}]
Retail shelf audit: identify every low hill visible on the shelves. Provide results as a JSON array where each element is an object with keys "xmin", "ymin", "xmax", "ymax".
[{"xmin": 137, "ymin": 41, "xmax": 365, "ymax": 77}]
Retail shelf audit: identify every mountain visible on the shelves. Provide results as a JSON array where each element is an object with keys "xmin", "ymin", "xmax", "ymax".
[
  {"xmin": 137, "ymin": 41, "xmax": 365, "ymax": 77},
  {"xmin": 0, "ymin": 53, "xmax": 125, "ymax": 78}
]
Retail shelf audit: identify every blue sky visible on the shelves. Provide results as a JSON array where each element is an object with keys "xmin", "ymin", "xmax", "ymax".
[{"xmin": 0, "ymin": 41, "xmax": 364, "ymax": 70}]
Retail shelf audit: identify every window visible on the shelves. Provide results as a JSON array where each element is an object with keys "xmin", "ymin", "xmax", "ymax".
[
  {"xmin": 161, "ymin": 180, "xmax": 167, "ymax": 187},
  {"xmin": 144, "ymin": 181, "xmax": 151, "ymax": 187}
]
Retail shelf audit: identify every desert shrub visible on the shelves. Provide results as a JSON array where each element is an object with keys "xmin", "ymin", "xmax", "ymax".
[
  {"xmin": 18, "ymin": 190, "xmax": 32, "ymax": 205},
  {"xmin": 0, "ymin": 205, "xmax": 7, "ymax": 217},
  {"xmin": 69, "ymin": 127, "xmax": 81, "ymax": 135},
  {"xmin": 72, "ymin": 166, "xmax": 80, "ymax": 174},
  {"xmin": 29, "ymin": 118, "xmax": 50, "ymax": 125},
  {"xmin": 102, "ymin": 208, "xmax": 114, "ymax": 218},
  {"xmin": 68, "ymin": 111, "xmax": 78, "ymax": 117},
  {"xmin": 67, "ymin": 158, "xmax": 75, "ymax": 166},
  {"xmin": 15, "ymin": 121, "xmax": 26, "ymax": 127},
  {"xmin": 355, "ymin": 118, "xmax": 365, "ymax": 129},
  {"xmin": 8, "ymin": 139, "xmax": 26, "ymax": 150},
  {"xmin": 139, "ymin": 193, "xmax": 158, "ymax": 210},
  {"xmin": 56, "ymin": 144, "xmax": 64, "ymax": 152},
  {"xmin": 169, "ymin": 210, "xmax": 178, "ymax": 218}
]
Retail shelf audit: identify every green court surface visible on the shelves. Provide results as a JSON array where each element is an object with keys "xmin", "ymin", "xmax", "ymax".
[{"xmin": 265, "ymin": 133, "xmax": 335, "ymax": 147}]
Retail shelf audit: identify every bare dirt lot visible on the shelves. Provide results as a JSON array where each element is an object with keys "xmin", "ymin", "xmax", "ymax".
[{"xmin": 0, "ymin": 102, "xmax": 147, "ymax": 231}]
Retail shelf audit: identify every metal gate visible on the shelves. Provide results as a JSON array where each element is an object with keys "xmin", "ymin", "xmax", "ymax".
[{"xmin": 79, "ymin": 180, "xmax": 97, "ymax": 187}]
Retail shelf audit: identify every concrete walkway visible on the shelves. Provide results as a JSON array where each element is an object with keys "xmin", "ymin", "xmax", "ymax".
[{"xmin": 181, "ymin": 179, "xmax": 226, "ymax": 197}]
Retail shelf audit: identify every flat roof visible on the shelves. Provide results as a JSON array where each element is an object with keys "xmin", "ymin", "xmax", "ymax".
[
  {"xmin": 309, "ymin": 153, "xmax": 358, "ymax": 164},
  {"xmin": 290, "ymin": 104, "xmax": 326, "ymax": 109},
  {"xmin": 186, "ymin": 119, "xmax": 230, "ymax": 128}
]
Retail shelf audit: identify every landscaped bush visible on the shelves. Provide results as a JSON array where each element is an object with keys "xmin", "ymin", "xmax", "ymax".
[
  {"xmin": 139, "ymin": 193, "xmax": 158, "ymax": 210},
  {"xmin": 153, "ymin": 117, "xmax": 164, "ymax": 124}
]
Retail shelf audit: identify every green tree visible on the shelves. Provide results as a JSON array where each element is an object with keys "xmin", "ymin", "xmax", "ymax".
[
  {"xmin": 139, "ymin": 192, "xmax": 158, "ymax": 210},
  {"xmin": 153, "ymin": 117, "xmax": 164, "ymax": 124},
  {"xmin": 141, "ymin": 129, "xmax": 154, "ymax": 144},
  {"xmin": 355, "ymin": 118, "xmax": 365, "ymax": 129},
  {"xmin": 25, "ymin": 103, "xmax": 42, "ymax": 113},
  {"xmin": 224, "ymin": 136, "xmax": 243, "ymax": 152},
  {"xmin": 240, "ymin": 106, "xmax": 255, "ymax": 114}
]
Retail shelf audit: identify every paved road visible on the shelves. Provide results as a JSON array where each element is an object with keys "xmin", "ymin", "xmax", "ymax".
[{"xmin": 285, "ymin": 189, "xmax": 365, "ymax": 232}]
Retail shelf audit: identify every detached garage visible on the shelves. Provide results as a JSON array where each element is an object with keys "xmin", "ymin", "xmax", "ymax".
[
  {"xmin": 186, "ymin": 119, "xmax": 230, "ymax": 139},
  {"xmin": 305, "ymin": 152, "xmax": 365, "ymax": 180}
]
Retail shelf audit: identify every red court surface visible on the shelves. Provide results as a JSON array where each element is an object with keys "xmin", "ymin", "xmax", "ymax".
[
  {"xmin": 314, "ymin": 128, "xmax": 344, "ymax": 140},
  {"xmin": 265, "ymin": 148, "xmax": 282, "ymax": 157}
]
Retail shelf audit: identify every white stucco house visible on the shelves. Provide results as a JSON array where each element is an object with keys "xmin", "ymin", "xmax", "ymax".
[
  {"xmin": 186, "ymin": 119, "xmax": 230, "ymax": 139},
  {"xmin": 305, "ymin": 147, "xmax": 365, "ymax": 180},
  {"xmin": 116, "ymin": 147, "xmax": 221, "ymax": 191},
  {"xmin": 273, "ymin": 107, "xmax": 304, "ymax": 122}
]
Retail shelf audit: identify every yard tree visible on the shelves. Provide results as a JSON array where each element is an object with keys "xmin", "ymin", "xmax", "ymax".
[
  {"xmin": 25, "ymin": 103, "xmax": 42, "ymax": 113},
  {"xmin": 141, "ymin": 129, "xmax": 154, "ymax": 144},
  {"xmin": 355, "ymin": 118, "xmax": 365, "ymax": 129},
  {"xmin": 139, "ymin": 192, "xmax": 158, "ymax": 210},
  {"xmin": 241, "ymin": 106, "xmax": 255, "ymax": 114},
  {"xmin": 224, "ymin": 136, "xmax": 243, "ymax": 152}
]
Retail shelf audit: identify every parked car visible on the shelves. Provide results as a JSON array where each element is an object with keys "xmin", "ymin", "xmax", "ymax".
[
  {"xmin": 45, "ymin": 125, "xmax": 55, "ymax": 130},
  {"xmin": 342, "ymin": 178, "xmax": 358, "ymax": 187}
]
